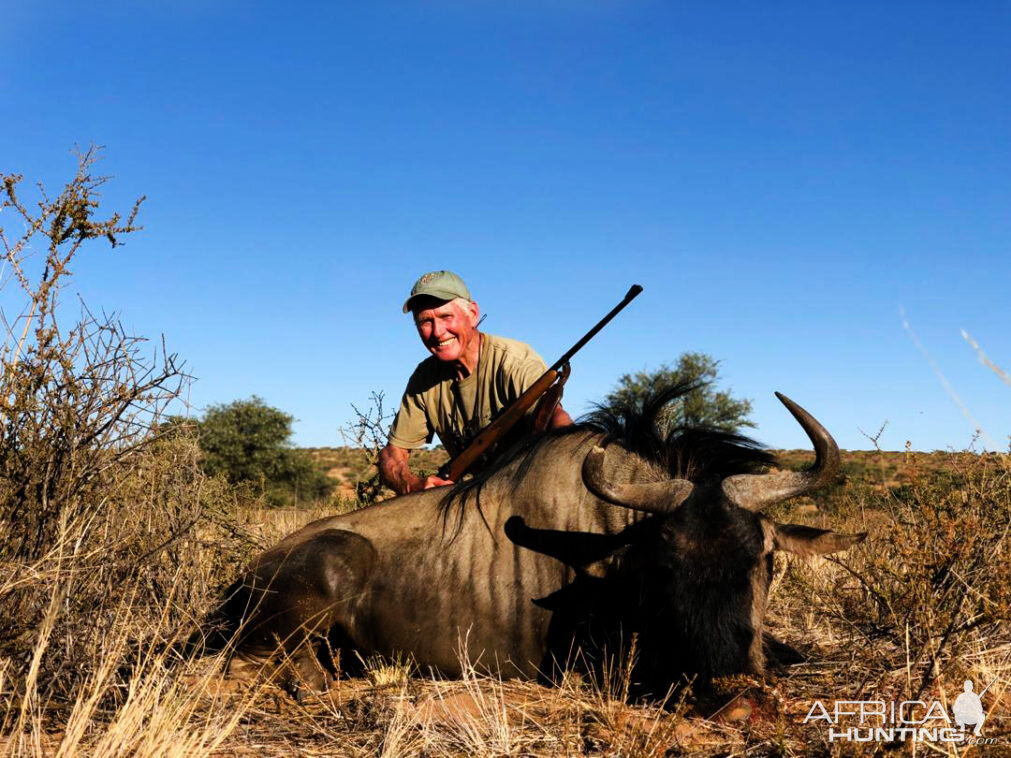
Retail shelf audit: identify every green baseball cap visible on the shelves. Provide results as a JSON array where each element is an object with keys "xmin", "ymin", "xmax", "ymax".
[{"xmin": 402, "ymin": 270, "xmax": 472, "ymax": 313}]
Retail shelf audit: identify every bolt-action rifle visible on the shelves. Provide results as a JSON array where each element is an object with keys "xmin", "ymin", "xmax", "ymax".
[{"xmin": 436, "ymin": 284, "xmax": 644, "ymax": 482}]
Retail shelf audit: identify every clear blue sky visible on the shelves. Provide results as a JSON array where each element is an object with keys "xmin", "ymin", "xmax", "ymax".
[{"xmin": 2, "ymin": 1, "xmax": 1008, "ymax": 451}]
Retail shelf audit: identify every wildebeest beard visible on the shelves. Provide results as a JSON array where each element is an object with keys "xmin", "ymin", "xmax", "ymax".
[{"xmin": 649, "ymin": 499, "xmax": 767, "ymax": 681}]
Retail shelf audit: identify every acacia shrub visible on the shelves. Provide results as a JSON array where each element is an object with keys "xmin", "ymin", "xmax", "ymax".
[
  {"xmin": 603, "ymin": 352, "xmax": 754, "ymax": 434},
  {"xmin": 0, "ymin": 149, "xmax": 256, "ymax": 710},
  {"xmin": 189, "ymin": 396, "xmax": 334, "ymax": 506}
]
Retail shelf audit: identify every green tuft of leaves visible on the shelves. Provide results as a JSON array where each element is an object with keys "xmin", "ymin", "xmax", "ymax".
[{"xmin": 602, "ymin": 352, "xmax": 754, "ymax": 434}]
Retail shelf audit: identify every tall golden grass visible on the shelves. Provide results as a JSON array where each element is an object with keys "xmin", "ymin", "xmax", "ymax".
[{"xmin": 1, "ymin": 447, "xmax": 1007, "ymax": 756}]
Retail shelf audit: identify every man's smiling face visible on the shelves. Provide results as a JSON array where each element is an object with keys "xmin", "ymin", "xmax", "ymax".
[{"xmin": 412, "ymin": 297, "xmax": 480, "ymax": 365}]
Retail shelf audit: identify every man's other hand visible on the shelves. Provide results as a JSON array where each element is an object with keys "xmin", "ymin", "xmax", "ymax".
[{"xmin": 422, "ymin": 474, "xmax": 454, "ymax": 489}]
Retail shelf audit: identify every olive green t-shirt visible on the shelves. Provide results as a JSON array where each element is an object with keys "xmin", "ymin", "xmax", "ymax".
[{"xmin": 387, "ymin": 333, "xmax": 548, "ymax": 458}]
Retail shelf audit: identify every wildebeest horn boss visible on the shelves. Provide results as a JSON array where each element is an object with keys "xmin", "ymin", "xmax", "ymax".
[{"xmin": 203, "ymin": 385, "xmax": 865, "ymax": 698}]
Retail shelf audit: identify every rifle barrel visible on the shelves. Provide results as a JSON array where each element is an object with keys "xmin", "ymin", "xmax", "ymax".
[{"xmin": 549, "ymin": 284, "xmax": 643, "ymax": 372}]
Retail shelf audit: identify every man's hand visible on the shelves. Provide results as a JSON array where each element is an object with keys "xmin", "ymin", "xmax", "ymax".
[
  {"xmin": 550, "ymin": 403, "xmax": 574, "ymax": 429},
  {"xmin": 422, "ymin": 474, "xmax": 454, "ymax": 489},
  {"xmin": 379, "ymin": 444, "xmax": 454, "ymax": 495}
]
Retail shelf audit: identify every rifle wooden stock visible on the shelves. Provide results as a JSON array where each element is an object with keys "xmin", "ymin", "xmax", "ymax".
[
  {"xmin": 434, "ymin": 284, "xmax": 643, "ymax": 483},
  {"xmin": 437, "ymin": 368, "xmax": 559, "ymax": 481}
]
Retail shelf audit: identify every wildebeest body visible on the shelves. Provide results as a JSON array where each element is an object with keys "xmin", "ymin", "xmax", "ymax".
[
  {"xmin": 212, "ymin": 389, "xmax": 863, "ymax": 695},
  {"xmin": 222, "ymin": 432, "xmax": 642, "ymax": 683}
]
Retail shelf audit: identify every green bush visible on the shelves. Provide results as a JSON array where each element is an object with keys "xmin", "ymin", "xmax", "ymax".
[
  {"xmin": 188, "ymin": 396, "xmax": 334, "ymax": 507},
  {"xmin": 602, "ymin": 352, "xmax": 754, "ymax": 433}
]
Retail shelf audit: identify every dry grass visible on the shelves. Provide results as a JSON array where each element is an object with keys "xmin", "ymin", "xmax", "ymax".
[{"xmin": 2, "ymin": 449, "xmax": 1008, "ymax": 756}]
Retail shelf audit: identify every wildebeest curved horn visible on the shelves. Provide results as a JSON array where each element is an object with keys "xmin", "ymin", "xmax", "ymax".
[
  {"xmin": 582, "ymin": 444, "xmax": 694, "ymax": 513},
  {"xmin": 721, "ymin": 392, "xmax": 840, "ymax": 511}
]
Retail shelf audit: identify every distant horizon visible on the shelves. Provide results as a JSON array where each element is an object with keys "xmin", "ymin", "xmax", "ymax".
[
  {"xmin": 299, "ymin": 444, "xmax": 993, "ymax": 455},
  {"xmin": 295, "ymin": 439, "xmax": 995, "ymax": 456}
]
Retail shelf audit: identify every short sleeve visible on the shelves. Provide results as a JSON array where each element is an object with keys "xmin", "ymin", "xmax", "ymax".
[{"xmin": 387, "ymin": 371, "xmax": 435, "ymax": 450}]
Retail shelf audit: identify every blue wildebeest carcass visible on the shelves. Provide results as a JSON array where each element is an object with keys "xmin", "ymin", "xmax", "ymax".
[{"xmin": 209, "ymin": 388, "xmax": 864, "ymax": 697}]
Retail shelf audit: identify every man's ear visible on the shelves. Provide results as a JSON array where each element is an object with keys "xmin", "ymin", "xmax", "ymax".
[{"xmin": 466, "ymin": 300, "xmax": 480, "ymax": 327}]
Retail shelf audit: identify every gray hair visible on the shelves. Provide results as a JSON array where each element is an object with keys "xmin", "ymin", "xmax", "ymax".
[{"xmin": 411, "ymin": 297, "xmax": 474, "ymax": 322}]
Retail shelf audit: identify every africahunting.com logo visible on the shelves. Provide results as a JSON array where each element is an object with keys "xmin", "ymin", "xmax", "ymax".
[{"xmin": 803, "ymin": 678, "xmax": 1001, "ymax": 745}]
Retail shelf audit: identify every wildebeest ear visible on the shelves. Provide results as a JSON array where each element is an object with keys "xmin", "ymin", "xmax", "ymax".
[{"xmin": 773, "ymin": 523, "xmax": 867, "ymax": 557}]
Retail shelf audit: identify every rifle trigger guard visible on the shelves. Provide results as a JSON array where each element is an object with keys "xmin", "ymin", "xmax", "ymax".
[
  {"xmin": 557, "ymin": 362, "xmax": 571, "ymax": 387},
  {"xmin": 531, "ymin": 363, "xmax": 570, "ymax": 434}
]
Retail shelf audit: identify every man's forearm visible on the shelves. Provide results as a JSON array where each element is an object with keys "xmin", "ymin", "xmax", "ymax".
[
  {"xmin": 378, "ymin": 445, "xmax": 423, "ymax": 495},
  {"xmin": 379, "ymin": 444, "xmax": 455, "ymax": 496}
]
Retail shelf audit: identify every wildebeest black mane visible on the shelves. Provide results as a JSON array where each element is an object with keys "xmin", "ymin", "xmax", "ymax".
[
  {"xmin": 440, "ymin": 382, "xmax": 776, "ymax": 533},
  {"xmin": 579, "ymin": 381, "xmax": 776, "ymax": 483}
]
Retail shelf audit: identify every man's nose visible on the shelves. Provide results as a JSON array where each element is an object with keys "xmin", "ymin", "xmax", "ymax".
[{"xmin": 431, "ymin": 320, "xmax": 447, "ymax": 339}]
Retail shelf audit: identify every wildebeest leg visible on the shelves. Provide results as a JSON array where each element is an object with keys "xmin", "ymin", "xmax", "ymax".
[{"xmin": 222, "ymin": 529, "xmax": 376, "ymax": 696}]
